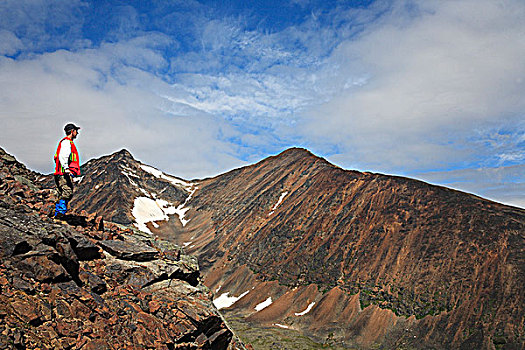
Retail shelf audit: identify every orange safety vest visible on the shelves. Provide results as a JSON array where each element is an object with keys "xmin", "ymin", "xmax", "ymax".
[{"xmin": 54, "ymin": 137, "xmax": 81, "ymax": 176}]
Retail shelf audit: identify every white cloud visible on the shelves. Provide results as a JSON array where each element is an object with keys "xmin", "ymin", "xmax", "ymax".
[
  {"xmin": 299, "ymin": 0, "xmax": 525, "ymax": 173},
  {"xmin": 0, "ymin": 30, "xmax": 24, "ymax": 55},
  {"xmin": 0, "ymin": 42, "xmax": 245, "ymax": 179},
  {"xmin": 414, "ymin": 164, "xmax": 525, "ymax": 208}
]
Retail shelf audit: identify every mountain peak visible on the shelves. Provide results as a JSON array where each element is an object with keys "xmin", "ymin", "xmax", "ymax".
[
  {"xmin": 115, "ymin": 148, "xmax": 134, "ymax": 158},
  {"xmin": 267, "ymin": 147, "xmax": 332, "ymax": 169},
  {"xmin": 117, "ymin": 148, "xmax": 132, "ymax": 156},
  {"xmin": 278, "ymin": 147, "xmax": 315, "ymax": 158},
  {"xmin": 265, "ymin": 147, "xmax": 322, "ymax": 165},
  {"xmin": 107, "ymin": 148, "xmax": 136, "ymax": 163}
]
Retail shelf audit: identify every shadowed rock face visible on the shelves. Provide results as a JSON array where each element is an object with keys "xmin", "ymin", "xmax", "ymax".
[
  {"xmin": 172, "ymin": 148, "xmax": 524, "ymax": 349},
  {"xmin": 0, "ymin": 147, "xmax": 244, "ymax": 350}
]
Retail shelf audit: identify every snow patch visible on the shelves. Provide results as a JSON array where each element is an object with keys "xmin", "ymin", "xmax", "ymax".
[
  {"xmin": 174, "ymin": 205, "xmax": 191, "ymax": 227},
  {"xmin": 140, "ymin": 164, "xmax": 194, "ymax": 190},
  {"xmin": 269, "ymin": 191, "xmax": 288, "ymax": 216},
  {"xmin": 213, "ymin": 291, "xmax": 250, "ymax": 310},
  {"xmin": 294, "ymin": 302, "xmax": 315, "ymax": 316},
  {"xmin": 274, "ymin": 323, "xmax": 290, "ymax": 329},
  {"xmin": 254, "ymin": 297, "xmax": 273, "ymax": 312},
  {"xmin": 136, "ymin": 164, "xmax": 199, "ymax": 227},
  {"xmin": 139, "ymin": 164, "xmax": 163, "ymax": 178},
  {"xmin": 173, "ymin": 186, "xmax": 198, "ymax": 227},
  {"xmin": 132, "ymin": 197, "xmax": 177, "ymax": 234}
]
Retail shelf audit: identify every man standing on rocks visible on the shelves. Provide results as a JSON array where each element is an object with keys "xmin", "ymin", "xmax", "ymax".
[{"xmin": 53, "ymin": 123, "xmax": 81, "ymax": 218}]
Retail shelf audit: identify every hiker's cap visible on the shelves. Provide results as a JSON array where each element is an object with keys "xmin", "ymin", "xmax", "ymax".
[{"xmin": 64, "ymin": 123, "xmax": 80, "ymax": 134}]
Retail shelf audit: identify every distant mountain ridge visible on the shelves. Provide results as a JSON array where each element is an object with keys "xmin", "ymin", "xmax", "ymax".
[{"xmin": 41, "ymin": 147, "xmax": 525, "ymax": 349}]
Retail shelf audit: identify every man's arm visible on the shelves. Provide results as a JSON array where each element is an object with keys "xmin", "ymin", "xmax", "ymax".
[{"xmin": 58, "ymin": 139, "xmax": 72, "ymax": 173}]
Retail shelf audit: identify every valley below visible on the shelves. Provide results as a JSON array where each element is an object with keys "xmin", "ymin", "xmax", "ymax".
[{"xmin": 223, "ymin": 313, "xmax": 350, "ymax": 350}]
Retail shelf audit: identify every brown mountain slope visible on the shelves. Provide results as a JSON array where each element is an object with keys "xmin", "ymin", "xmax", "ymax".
[{"xmin": 166, "ymin": 148, "xmax": 525, "ymax": 349}]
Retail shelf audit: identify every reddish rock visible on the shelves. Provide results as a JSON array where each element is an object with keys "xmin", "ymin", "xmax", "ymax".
[
  {"xmin": 148, "ymin": 300, "xmax": 162, "ymax": 314},
  {"xmin": 58, "ymin": 336, "xmax": 78, "ymax": 348},
  {"xmin": 11, "ymin": 298, "xmax": 41, "ymax": 324},
  {"xmin": 56, "ymin": 320, "xmax": 83, "ymax": 337},
  {"xmin": 18, "ymin": 256, "xmax": 70, "ymax": 282},
  {"xmin": 0, "ymin": 146, "xmax": 244, "ymax": 349},
  {"xmin": 70, "ymin": 299, "xmax": 92, "ymax": 319},
  {"xmin": 164, "ymin": 147, "xmax": 525, "ymax": 349}
]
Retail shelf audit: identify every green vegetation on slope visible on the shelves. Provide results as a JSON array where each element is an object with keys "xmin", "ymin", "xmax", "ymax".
[{"xmin": 225, "ymin": 315, "xmax": 352, "ymax": 350}]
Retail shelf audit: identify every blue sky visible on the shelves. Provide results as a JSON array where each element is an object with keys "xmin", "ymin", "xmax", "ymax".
[{"xmin": 0, "ymin": 0, "xmax": 524, "ymax": 208}]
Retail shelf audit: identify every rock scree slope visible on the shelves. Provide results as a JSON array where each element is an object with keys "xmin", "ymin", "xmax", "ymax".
[
  {"xmin": 171, "ymin": 148, "xmax": 524, "ymax": 349},
  {"xmin": 0, "ymin": 147, "xmax": 245, "ymax": 349}
]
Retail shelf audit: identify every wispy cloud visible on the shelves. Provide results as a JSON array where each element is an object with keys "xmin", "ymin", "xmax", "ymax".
[
  {"xmin": 301, "ymin": 0, "xmax": 525, "ymax": 173},
  {"xmin": 0, "ymin": 30, "xmax": 24, "ymax": 55},
  {"xmin": 0, "ymin": 0, "xmax": 88, "ymax": 54},
  {"xmin": 414, "ymin": 164, "xmax": 525, "ymax": 208}
]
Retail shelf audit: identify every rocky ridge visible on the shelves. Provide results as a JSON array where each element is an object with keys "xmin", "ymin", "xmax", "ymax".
[
  {"xmin": 0, "ymin": 147, "xmax": 244, "ymax": 349},
  {"xmin": 172, "ymin": 148, "xmax": 525, "ymax": 349}
]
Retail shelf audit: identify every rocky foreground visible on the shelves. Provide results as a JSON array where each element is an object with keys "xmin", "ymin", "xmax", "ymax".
[{"xmin": 0, "ymin": 148, "xmax": 245, "ymax": 349}]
